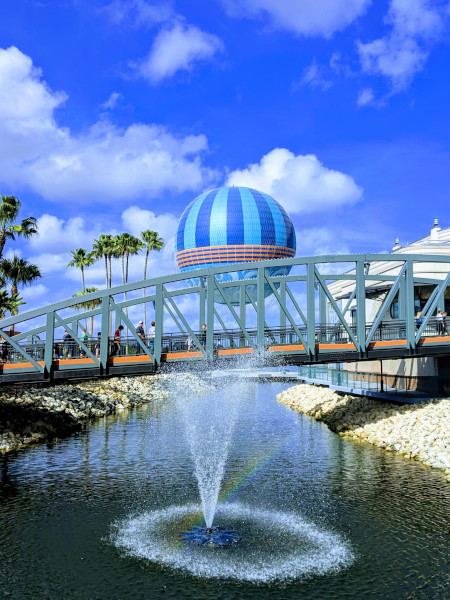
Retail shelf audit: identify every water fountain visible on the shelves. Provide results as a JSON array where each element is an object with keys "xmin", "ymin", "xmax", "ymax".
[{"xmin": 113, "ymin": 370, "xmax": 354, "ymax": 582}]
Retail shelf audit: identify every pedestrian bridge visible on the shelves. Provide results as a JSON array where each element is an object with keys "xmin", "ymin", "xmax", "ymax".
[{"xmin": 1, "ymin": 253, "xmax": 450, "ymax": 383}]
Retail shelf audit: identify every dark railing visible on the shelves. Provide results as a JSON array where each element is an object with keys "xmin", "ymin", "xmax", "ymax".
[{"xmin": 1, "ymin": 317, "xmax": 449, "ymax": 365}]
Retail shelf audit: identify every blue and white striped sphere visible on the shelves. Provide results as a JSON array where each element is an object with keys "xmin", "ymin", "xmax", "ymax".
[{"xmin": 175, "ymin": 186, "xmax": 296, "ymax": 304}]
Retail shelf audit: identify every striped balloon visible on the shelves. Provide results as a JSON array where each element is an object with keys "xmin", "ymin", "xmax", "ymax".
[
  {"xmin": 175, "ymin": 186, "xmax": 296, "ymax": 305},
  {"xmin": 175, "ymin": 186, "xmax": 296, "ymax": 273}
]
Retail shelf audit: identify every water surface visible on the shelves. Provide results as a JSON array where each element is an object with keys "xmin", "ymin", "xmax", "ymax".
[{"xmin": 1, "ymin": 381, "xmax": 449, "ymax": 600}]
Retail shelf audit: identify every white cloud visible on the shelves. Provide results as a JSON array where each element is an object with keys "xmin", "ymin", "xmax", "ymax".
[
  {"xmin": 295, "ymin": 53, "xmax": 352, "ymax": 92},
  {"xmin": 122, "ymin": 206, "xmax": 178, "ymax": 242},
  {"xmin": 29, "ymin": 214, "xmax": 107, "ymax": 254},
  {"xmin": 357, "ymin": 87, "xmax": 375, "ymax": 106},
  {"xmin": 222, "ymin": 0, "xmax": 371, "ymax": 37},
  {"xmin": 0, "ymin": 46, "xmax": 215, "ymax": 202},
  {"xmin": 297, "ymin": 60, "xmax": 333, "ymax": 91},
  {"xmin": 134, "ymin": 23, "xmax": 224, "ymax": 82},
  {"xmin": 226, "ymin": 148, "xmax": 363, "ymax": 214},
  {"xmin": 100, "ymin": 92, "xmax": 123, "ymax": 111},
  {"xmin": 102, "ymin": 0, "xmax": 172, "ymax": 28},
  {"xmin": 20, "ymin": 283, "xmax": 49, "ymax": 300},
  {"xmin": 357, "ymin": 0, "xmax": 447, "ymax": 90}
]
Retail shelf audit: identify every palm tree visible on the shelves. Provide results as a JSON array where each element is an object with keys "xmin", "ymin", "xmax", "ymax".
[
  {"xmin": 0, "ymin": 255, "xmax": 42, "ymax": 302},
  {"xmin": 0, "ymin": 256, "xmax": 41, "ymax": 333},
  {"xmin": 141, "ymin": 230, "xmax": 164, "ymax": 331},
  {"xmin": 0, "ymin": 291, "xmax": 25, "ymax": 320},
  {"xmin": 67, "ymin": 248, "xmax": 95, "ymax": 292},
  {"xmin": 113, "ymin": 233, "xmax": 133, "ymax": 286},
  {"xmin": 0, "ymin": 195, "xmax": 38, "ymax": 259},
  {"xmin": 125, "ymin": 235, "xmax": 143, "ymax": 284},
  {"xmin": 72, "ymin": 287, "xmax": 102, "ymax": 335},
  {"xmin": 92, "ymin": 234, "xmax": 114, "ymax": 288}
]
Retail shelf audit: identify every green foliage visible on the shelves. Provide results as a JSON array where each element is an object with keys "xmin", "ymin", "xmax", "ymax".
[{"xmin": 0, "ymin": 290, "xmax": 25, "ymax": 319}]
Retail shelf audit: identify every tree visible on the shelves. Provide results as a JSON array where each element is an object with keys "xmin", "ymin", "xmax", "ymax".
[
  {"xmin": 0, "ymin": 256, "xmax": 42, "ymax": 306},
  {"xmin": 92, "ymin": 234, "xmax": 114, "ymax": 288},
  {"xmin": 0, "ymin": 195, "xmax": 38, "ymax": 259},
  {"xmin": 67, "ymin": 248, "xmax": 95, "ymax": 292},
  {"xmin": 141, "ymin": 230, "xmax": 164, "ymax": 331},
  {"xmin": 72, "ymin": 287, "xmax": 102, "ymax": 335},
  {"xmin": 125, "ymin": 235, "xmax": 143, "ymax": 284},
  {"xmin": 0, "ymin": 291, "xmax": 25, "ymax": 320}
]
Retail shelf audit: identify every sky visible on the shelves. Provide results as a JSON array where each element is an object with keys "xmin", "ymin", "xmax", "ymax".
[{"xmin": 1, "ymin": 0, "xmax": 450, "ymax": 316}]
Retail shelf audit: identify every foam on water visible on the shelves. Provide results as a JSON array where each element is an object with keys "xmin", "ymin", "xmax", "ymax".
[{"xmin": 112, "ymin": 503, "xmax": 354, "ymax": 582}]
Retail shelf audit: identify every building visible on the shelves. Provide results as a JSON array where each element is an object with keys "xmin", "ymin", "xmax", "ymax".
[{"xmin": 328, "ymin": 219, "xmax": 450, "ymax": 377}]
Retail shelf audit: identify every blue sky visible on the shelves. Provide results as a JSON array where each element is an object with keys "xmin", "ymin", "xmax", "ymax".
[{"xmin": 1, "ymin": 0, "xmax": 450, "ymax": 312}]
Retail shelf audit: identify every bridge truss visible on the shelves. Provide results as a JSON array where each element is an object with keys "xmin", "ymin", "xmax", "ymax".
[{"xmin": 1, "ymin": 253, "xmax": 450, "ymax": 383}]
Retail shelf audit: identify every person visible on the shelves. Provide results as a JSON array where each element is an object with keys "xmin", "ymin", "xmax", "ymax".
[
  {"xmin": 111, "ymin": 325, "xmax": 124, "ymax": 356},
  {"xmin": 79, "ymin": 328, "xmax": 88, "ymax": 357},
  {"xmin": 1, "ymin": 342, "xmax": 9, "ymax": 363},
  {"xmin": 415, "ymin": 311, "xmax": 423, "ymax": 332},
  {"xmin": 199, "ymin": 323, "xmax": 207, "ymax": 350},
  {"xmin": 443, "ymin": 312, "xmax": 448, "ymax": 336},
  {"xmin": 148, "ymin": 321, "xmax": 155, "ymax": 352},
  {"xmin": 95, "ymin": 332, "xmax": 101, "ymax": 358},
  {"xmin": 186, "ymin": 334, "xmax": 193, "ymax": 352},
  {"xmin": 136, "ymin": 320, "xmax": 145, "ymax": 354},
  {"xmin": 62, "ymin": 330, "xmax": 73, "ymax": 358},
  {"xmin": 436, "ymin": 309, "xmax": 444, "ymax": 335}
]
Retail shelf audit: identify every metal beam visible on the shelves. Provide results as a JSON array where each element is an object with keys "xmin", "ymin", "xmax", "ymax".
[
  {"xmin": 54, "ymin": 314, "xmax": 100, "ymax": 366},
  {"xmin": 366, "ymin": 262, "xmax": 408, "ymax": 346},
  {"xmin": 265, "ymin": 276, "xmax": 307, "ymax": 349},
  {"xmin": 355, "ymin": 260, "xmax": 366, "ymax": 353},
  {"xmin": 215, "ymin": 281, "xmax": 257, "ymax": 350},
  {"xmin": 416, "ymin": 270, "xmax": 450, "ymax": 341},
  {"xmin": 163, "ymin": 286, "xmax": 204, "ymax": 354},
  {"xmin": 0, "ymin": 330, "xmax": 44, "ymax": 373},
  {"xmin": 314, "ymin": 267, "xmax": 358, "ymax": 347},
  {"xmin": 109, "ymin": 298, "xmax": 154, "ymax": 361}
]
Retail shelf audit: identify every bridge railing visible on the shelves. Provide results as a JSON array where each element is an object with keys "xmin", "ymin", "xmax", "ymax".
[{"xmin": 1, "ymin": 316, "xmax": 448, "ymax": 365}]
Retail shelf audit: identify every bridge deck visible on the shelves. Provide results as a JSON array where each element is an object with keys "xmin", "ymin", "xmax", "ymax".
[{"xmin": 2, "ymin": 334, "xmax": 449, "ymax": 383}]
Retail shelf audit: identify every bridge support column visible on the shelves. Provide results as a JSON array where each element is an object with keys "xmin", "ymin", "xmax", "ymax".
[
  {"xmin": 257, "ymin": 267, "xmax": 265, "ymax": 351},
  {"xmin": 199, "ymin": 277, "xmax": 206, "ymax": 330},
  {"xmin": 405, "ymin": 261, "xmax": 416, "ymax": 352},
  {"xmin": 100, "ymin": 297, "xmax": 110, "ymax": 376},
  {"xmin": 356, "ymin": 260, "xmax": 367, "ymax": 357},
  {"xmin": 319, "ymin": 284, "xmax": 326, "ymax": 342},
  {"xmin": 154, "ymin": 283, "xmax": 163, "ymax": 367},
  {"xmin": 206, "ymin": 274, "xmax": 215, "ymax": 359},
  {"xmin": 44, "ymin": 311, "xmax": 54, "ymax": 380},
  {"xmin": 279, "ymin": 280, "xmax": 286, "ymax": 344},
  {"xmin": 240, "ymin": 284, "xmax": 246, "ymax": 347},
  {"xmin": 306, "ymin": 262, "xmax": 315, "ymax": 359}
]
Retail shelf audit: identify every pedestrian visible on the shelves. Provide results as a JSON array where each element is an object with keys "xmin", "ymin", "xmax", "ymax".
[
  {"xmin": 111, "ymin": 325, "xmax": 124, "ymax": 356},
  {"xmin": 1, "ymin": 341, "xmax": 9, "ymax": 363},
  {"xmin": 136, "ymin": 320, "xmax": 145, "ymax": 354},
  {"xmin": 436, "ymin": 309, "xmax": 444, "ymax": 335},
  {"xmin": 200, "ymin": 323, "xmax": 207, "ymax": 350},
  {"xmin": 62, "ymin": 330, "xmax": 72, "ymax": 358},
  {"xmin": 186, "ymin": 334, "xmax": 193, "ymax": 352},
  {"xmin": 95, "ymin": 332, "xmax": 101, "ymax": 358},
  {"xmin": 148, "ymin": 321, "xmax": 155, "ymax": 352},
  {"xmin": 79, "ymin": 328, "xmax": 88, "ymax": 357},
  {"xmin": 443, "ymin": 312, "xmax": 448, "ymax": 336},
  {"xmin": 415, "ymin": 311, "xmax": 423, "ymax": 332}
]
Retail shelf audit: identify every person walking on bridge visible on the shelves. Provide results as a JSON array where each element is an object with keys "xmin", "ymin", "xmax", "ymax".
[
  {"xmin": 111, "ymin": 325, "xmax": 124, "ymax": 357},
  {"xmin": 136, "ymin": 321, "xmax": 145, "ymax": 354}
]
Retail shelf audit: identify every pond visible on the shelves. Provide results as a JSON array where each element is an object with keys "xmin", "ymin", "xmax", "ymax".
[{"xmin": 1, "ymin": 379, "xmax": 448, "ymax": 600}]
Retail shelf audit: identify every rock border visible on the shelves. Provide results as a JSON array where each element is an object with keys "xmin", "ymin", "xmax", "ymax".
[{"xmin": 278, "ymin": 384, "xmax": 450, "ymax": 482}]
